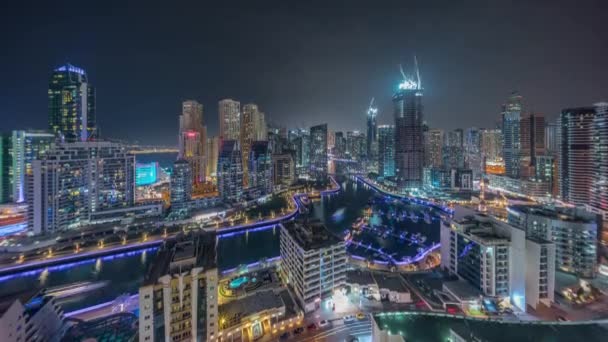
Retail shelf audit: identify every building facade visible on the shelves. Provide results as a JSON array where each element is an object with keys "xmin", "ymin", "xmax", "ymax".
[
  {"xmin": 248, "ymin": 141, "xmax": 273, "ymax": 195},
  {"xmin": 393, "ymin": 72, "xmax": 424, "ymax": 191},
  {"xmin": 377, "ymin": 125, "xmax": 395, "ymax": 178},
  {"xmin": 170, "ymin": 160, "xmax": 192, "ymax": 216},
  {"xmin": 280, "ymin": 220, "xmax": 347, "ymax": 312},
  {"xmin": 502, "ymin": 92, "xmax": 523, "ymax": 179},
  {"xmin": 139, "ymin": 233, "xmax": 218, "ymax": 342},
  {"xmin": 559, "ymin": 107, "xmax": 595, "ymax": 205},
  {"xmin": 219, "ymin": 99, "xmax": 241, "ymax": 141},
  {"xmin": 507, "ymin": 205, "xmax": 597, "ymax": 278},
  {"xmin": 217, "ymin": 140, "xmax": 243, "ymax": 203},
  {"xmin": 48, "ymin": 63, "xmax": 96, "ymax": 142},
  {"xmin": 310, "ymin": 124, "xmax": 328, "ymax": 181},
  {"xmin": 28, "ymin": 142, "xmax": 135, "ymax": 234},
  {"xmin": 11, "ymin": 130, "xmax": 55, "ymax": 203},
  {"xmin": 272, "ymin": 153, "xmax": 295, "ymax": 187}
]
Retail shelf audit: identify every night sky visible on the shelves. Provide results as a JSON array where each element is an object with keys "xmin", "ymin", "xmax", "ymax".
[{"xmin": 1, "ymin": 0, "xmax": 607, "ymax": 146}]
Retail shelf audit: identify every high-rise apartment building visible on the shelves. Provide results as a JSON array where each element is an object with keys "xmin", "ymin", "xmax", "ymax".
[
  {"xmin": 508, "ymin": 205, "xmax": 597, "ymax": 278},
  {"xmin": 178, "ymin": 130, "xmax": 205, "ymax": 184},
  {"xmin": 248, "ymin": 141, "xmax": 273, "ymax": 195},
  {"xmin": 219, "ymin": 99, "xmax": 241, "ymax": 141},
  {"xmin": 520, "ymin": 113, "xmax": 545, "ymax": 177},
  {"xmin": 544, "ymin": 121, "xmax": 559, "ymax": 155},
  {"xmin": 139, "ymin": 232, "xmax": 218, "ymax": 342},
  {"xmin": 464, "ymin": 127, "xmax": 482, "ymax": 179},
  {"xmin": 441, "ymin": 207, "xmax": 555, "ymax": 311},
  {"xmin": 310, "ymin": 124, "xmax": 328, "ymax": 181},
  {"xmin": 217, "ymin": 140, "xmax": 243, "ymax": 203},
  {"xmin": 346, "ymin": 131, "xmax": 366, "ymax": 161},
  {"xmin": 170, "ymin": 159, "xmax": 192, "ymax": 216},
  {"xmin": 280, "ymin": 220, "xmax": 347, "ymax": 312},
  {"xmin": 378, "ymin": 125, "xmax": 395, "ymax": 178},
  {"xmin": 0, "ymin": 133, "xmax": 10, "ymax": 203},
  {"xmin": 28, "ymin": 142, "xmax": 135, "ymax": 235},
  {"xmin": 179, "ymin": 100, "xmax": 206, "ymax": 183},
  {"xmin": 559, "ymin": 107, "xmax": 595, "ymax": 205},
  {"xmin": 591, "ymin": 102, "xmax": 608, "ymax": 216},
  {"xmin": 206, "ymin": 136, "xmax": 220, "ymax": 179},
  {"xmin": 366, "ymin": 100, "xmax": 378, "ymax": 159},
  {"xmin": 480, "ymin": 129, "xmax": 503, "ymax": 163},
  {"xmin": 48, "ymin": 64, "xmax": 96, "ymax": 142},
  {"xmin": 333, "ymin": 131, "xmax": 346, "ymax": 159},
  {"xmin": 11, "ymin": 130, "xmax": 55, "ymax": 203},
  {"xmin": 273, "ymin": 153, "xmax": 296, "ymax": 187},
  {"xmin": 423, "ymin": 129, "xmax": 443, "ymax": 168},
  {"xmin": 502, "ymin": 92, "xmax": 523, "ymax": 179},
  {"xmin": 393, "ymin": 67, "xmax": 424, "ymax": 191},
  {"xmin": 240, "ymin": 104, "xmax": 267, "ymax": 185}
]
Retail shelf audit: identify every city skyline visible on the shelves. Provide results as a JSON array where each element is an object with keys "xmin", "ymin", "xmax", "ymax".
[{"xmin": 1, "ymin": 1, "xmax": 608, "ymax": 145}]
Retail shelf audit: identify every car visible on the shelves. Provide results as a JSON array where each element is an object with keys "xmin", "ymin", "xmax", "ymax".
[
  {"xmin": 356, "ymin": 312, "xmax": 366, "ymax": 320},
  {"xmin": 343, "ymin": 315, "xmax": 355, "ymax": 323},
  {"xmin": 279, "ymin": 332, "xmax": 290, "ymax": 340},
  {"xmin": 307, "ymin": 323, "xmax": 317, "ymax": 330},
  {"xmin": 318, "ymin": 319, "xmax": 330, "ymax": 328},
  {"xmin": 293, "ymin": 327, "xmax": 304, "ymax": 335}
]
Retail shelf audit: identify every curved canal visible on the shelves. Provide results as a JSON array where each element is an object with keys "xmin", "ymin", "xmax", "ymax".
[{"xmin": 0, "ymin": 177, "xmax": 442, "ymax": 312}]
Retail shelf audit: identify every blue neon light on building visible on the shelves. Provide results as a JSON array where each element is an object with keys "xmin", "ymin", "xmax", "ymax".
[{"xmin": 136, "ymin": 162, "xmax": 158, "ymax": 186}]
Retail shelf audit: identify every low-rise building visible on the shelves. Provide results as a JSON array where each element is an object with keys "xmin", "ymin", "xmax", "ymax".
[
  {"xmin": 218, "ymin": 290, "xmax": 285, "ymax": 340},
  {"xmin": 280, "ymin": 220, "xmax": 347, "ymax": 312},
  {"xmin": 373, "ymin": 275, "xmax": 411, "ymax": 303}
]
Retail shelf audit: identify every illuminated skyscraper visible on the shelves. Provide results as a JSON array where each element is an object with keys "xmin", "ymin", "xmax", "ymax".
[
  {"xmin": 179, "ymin": 100, "xmax": 206, "ymax": 184},
  {"xmin": 346, "ymin": 131, "xmax": 365, "ymax": 161},
  {"xmin": 520, "ymin": 113, "xmax": 545, "ymax": 177},
  {"xmin": 28, "ymin": 142, "xmax": 135, "ymax": 234},
  {"xmin": 170, "ymin": 159, "xmax": 192, "ymax": 216},
  {"xmin": 241, "ymin": 103, "xmax": 267, "ymax": 186},
  {"xmin": 502, "ymin": 92, "xmax": 523, "ymax": 178},
  {"xmin": 219, "ymin": 99, "xmax": 241, "ymax": 141},
  {"xmin": 178, "ymin": 130, "xmax": 205, "ymax": 184},
  {"xmin": 217, "ymin": 140, "xmax": 243, "ymax": 202},
  {"xmin": 481, "ymin": 129, "xmax": 503, "ymax": 164},
  {"xmin": 11, "ymin": 130, "xmax": 55, "ymax": 203},
  {"xmin": 424, "ymin": 129, "xmax": 443, "ymax": 168},
  {"xmin": 377, "ymin": 125, "xmax": 395, "ymax": 178},
  {"xmin": 310, "ymin": 124, "xmax": 328, "ymax": 181},
  {"xmin": 206, "ymin": 136, "xmax": 220, "ymax": 178},
  {"xmin": 366, "ymin": 98, "xmax": 378, "ymax": 159},
  {"xmin": 464, "ymin": 127, "xmax": 482, "ymax": 179},
  {"xmin": 559, "ymin": 106, "xmax": 595, "ymax": 205},
  {"xmin": 0, "ymin": 134, "xmax": 10, "ymax": 203},
  {"xmin": 393, "ymin": 60, "xmax": 424, "ymax": 191},
  {"xmin": 48, "ymin": 63, "xmax": 96, "ymax": 142},
  {"xmin": 591, "ymin": 102, "xmax": 608, "ymax": 215},
  {"xmin": 248, "ymin": 141, "xmax": 273, "ymax": 195}
]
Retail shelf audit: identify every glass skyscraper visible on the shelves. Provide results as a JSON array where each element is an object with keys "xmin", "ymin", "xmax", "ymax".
[
  {"xmin": 248, "ymin": 141, "xmax": 273, "ymax": 195},
  {"xmin": 502, "ymin": 92, "xmax": 522, "ymax": 179},
  {"xmin": 171, "ymin": 159, "xmax": 192, "ymax": 216},
  {"xmin": 393, "ymin": 74, "xmax": 424, "ymax": 191},
  {"xmin": 48, "ymin": 64, "xmax": 96, "ymax": 142},
  {"xmin": 377, "ymin": 125, "xmax": 395, "ymax": 178},
  {"xmin": 217, "ymin": 140, "xmax": 243, "ymax": 202},
  {"xmin": 309, "ymin": 124, "xmax": 328, "ymax": 181},
  {"xmin": 11, "ymin": 130, "xmax": 55, "ymax": 203}
]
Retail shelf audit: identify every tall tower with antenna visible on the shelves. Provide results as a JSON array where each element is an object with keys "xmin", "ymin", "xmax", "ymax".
[
  {"xmin": 393, "ymin": 56, "xmax": 424, "ymax": 192},
  {"xmin": 366, "ymin": 97, "xmax": 378, "ymax": 161}
]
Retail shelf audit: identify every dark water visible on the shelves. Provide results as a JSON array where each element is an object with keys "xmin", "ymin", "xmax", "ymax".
[{"xmin": 0, "ymin": 178, "xmax": 440, "ymax": 312}]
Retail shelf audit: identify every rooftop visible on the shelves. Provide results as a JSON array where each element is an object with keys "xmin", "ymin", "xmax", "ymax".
[
  {"xmin": 346, "ymin": 270, "xmax": 376, "ymax": 286},
  {"xmin": 442, "ymin": 279, "xmax": 481, "ymax": 300},
  {"xmin": 373, "ymin": 274, "xmax": 409, "ymax": 293},
  {"xmin": 219, "ymin": 290, "xmax": 285, "ymax": 325},
  {"xmin": 281, "ymin": 219, "xmax": 343, "ymax": 251},
  {"xmin": 509, "ymin": 205, "xmax": 596, "ymax": 224},
  {"xmin": 144, "ymin": 231, "xmax": 216, "ymax": 286}
]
